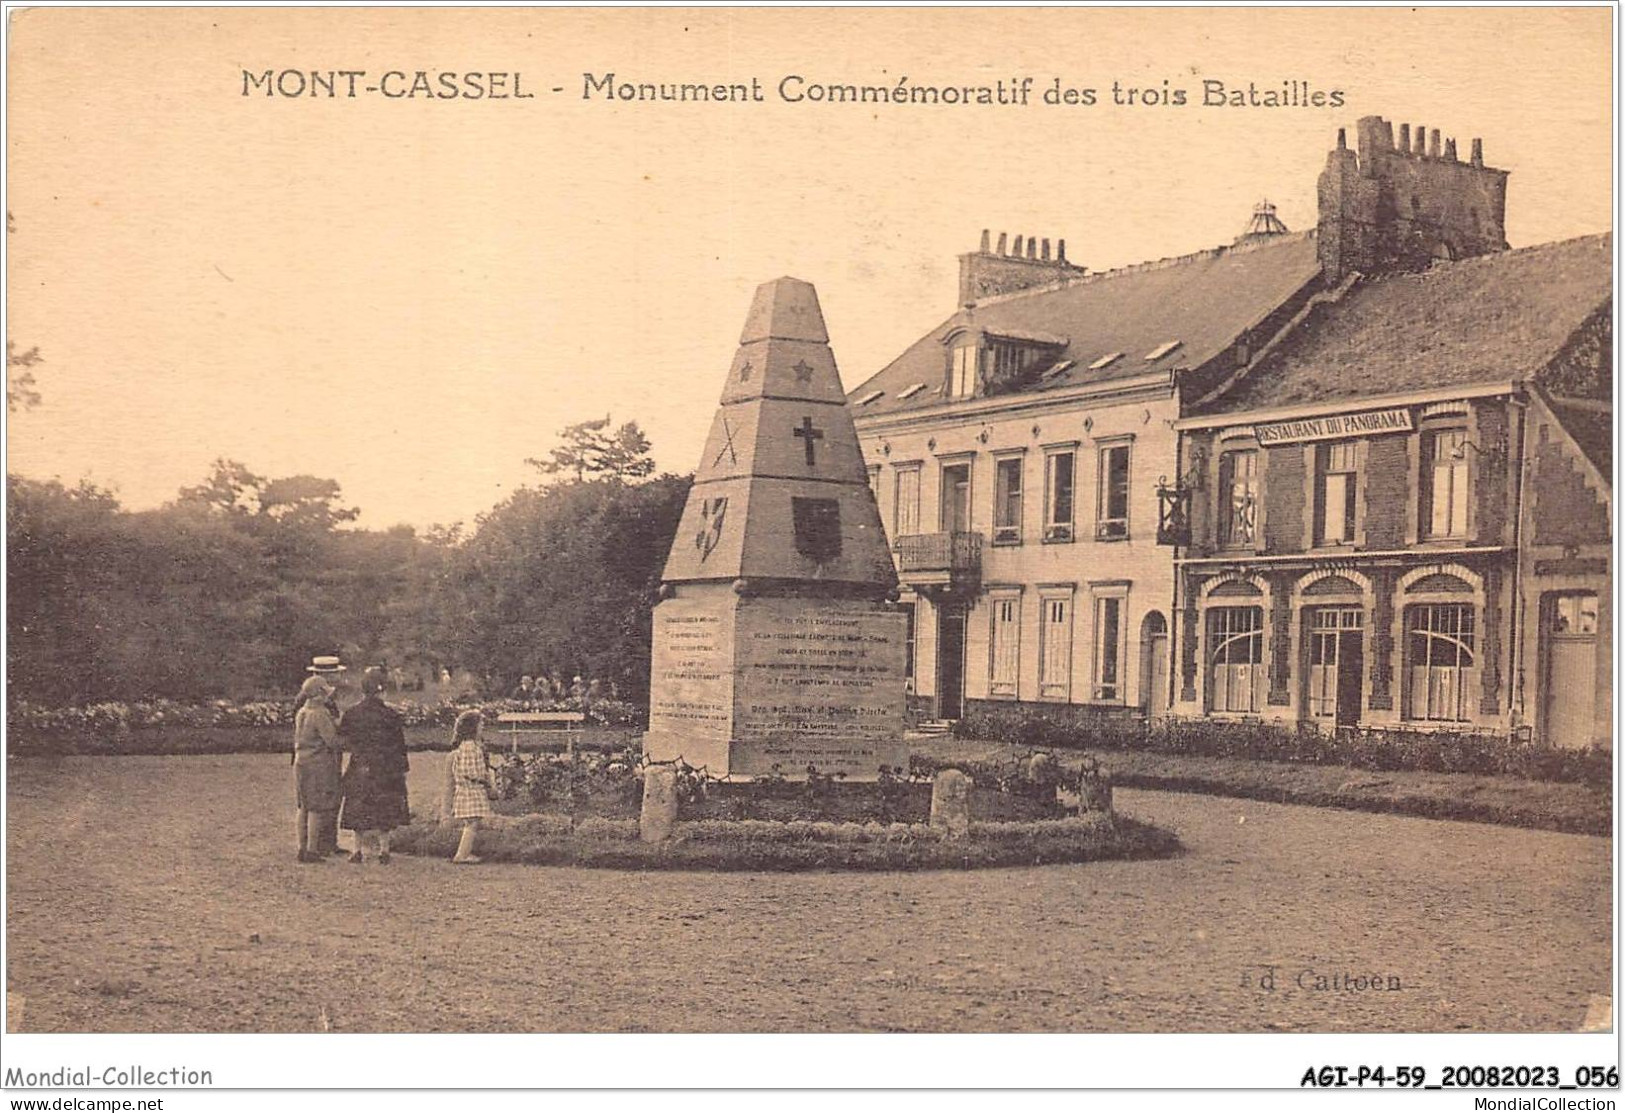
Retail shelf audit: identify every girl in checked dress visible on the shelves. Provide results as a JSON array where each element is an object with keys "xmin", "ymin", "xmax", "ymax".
[{"xmin": 445, "ymin": 709, "xmax": 495, "ymax": 864}]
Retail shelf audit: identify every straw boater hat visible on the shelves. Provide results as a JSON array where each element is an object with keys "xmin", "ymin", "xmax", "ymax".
[{"xmin": 306, "ymin": 655, "xmax": 347, "ymax": 674}]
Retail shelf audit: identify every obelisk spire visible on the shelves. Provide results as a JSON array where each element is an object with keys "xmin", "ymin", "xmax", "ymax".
[{"xmin": 661, "ymin": 277, "xmax": 896, "ymax": 594}]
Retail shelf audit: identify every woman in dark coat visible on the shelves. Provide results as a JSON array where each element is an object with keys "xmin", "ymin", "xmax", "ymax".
[{"xmin": 338, "ymin": 667, "xmax": 411, "ymax": 863}]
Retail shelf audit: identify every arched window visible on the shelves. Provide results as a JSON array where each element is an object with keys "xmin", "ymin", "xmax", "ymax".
[
  {"xmin": 1404, "ymin": 603, "xmax": 1476, "ymax": 721},
  {"xmin": 1209, "ymin": 606, "xmax": 1264, "ymax": 713}
]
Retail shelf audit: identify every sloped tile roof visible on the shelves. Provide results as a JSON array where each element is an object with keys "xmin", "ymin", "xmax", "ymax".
[
  {"xmin": 848, "ymin": 232, "xmax": 1323, "ymax": 417},
  {"xmin": 1204, "ymin": 233, "xmax": 1613, "ymax": 414}
]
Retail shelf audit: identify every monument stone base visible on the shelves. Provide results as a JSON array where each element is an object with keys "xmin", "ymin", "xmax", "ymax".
[{"xmin": 644, "ymin": 585, "xmax": 908, "ymax": 780}]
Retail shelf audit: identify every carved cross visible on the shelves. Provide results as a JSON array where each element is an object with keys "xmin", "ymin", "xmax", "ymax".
[{"xmin": 793, "ymin": 416, "xmax": 824, "ymax": 467}]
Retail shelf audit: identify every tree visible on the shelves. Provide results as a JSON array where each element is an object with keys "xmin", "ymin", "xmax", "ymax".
[
  {"xmin": 527, "ymin": 416, "xmax": 655, "ymax": 483},
  {"xmin": 452, "ymin": 473, "xmax": 690, "ymax": 701},
  {"xmin": 7, "ymin": 341, "xmax": 42, "ymax": 413},
  {"xmin": 177, "ymin": 458, "xmax": 266, "ymax": 516},
  {"xmin": 8, "ymin": 212, "xmax": 42, "ymax": 412},
  {"xmin": 256, "ymin": 475, "xmax": 360, "ymax": 531}
]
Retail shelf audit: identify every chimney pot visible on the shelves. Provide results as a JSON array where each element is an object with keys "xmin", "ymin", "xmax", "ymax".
[
  {"xmin": 1398, "ymin": 123, "xmax": 1410, "ymax": 151},
  {"xmin": 1012, "ymin": 234, "xmax": 1023, "ymax": 257},
  {"xmin": 1471, "ymin": 137, "xmax": 1483, "ymax": 167},
  {"xmin": 979, "ymin": 229, "xmax": 991, "ymax": 253},
  {"xmin": 1413, "ymin": 124, "xmax": 1426, "ymax": 155},
  {"xmin": 1337, "ymin": 127, "xmax": 1347, "ymax": 149},
  {"xmin": 1041, "ymin": 237, "xmax": 1051, "ymax": 261},
  {"xmin": 1027, "ymin": 237, "xmax": 1038, "ymax": 260},
  {"xmin": 996, "ymin": 232, "xmax": 1008, "ymax": 255},
  {"xmin": 1057, "ymin": 238, "xmax": 1067, "ymax": 263},
  {"xmin": 1444, "ymin": 137, "xmax": 1457, "ymax": 161},
  {"xmin": 1429, "ymin": 128, "xmax": 1441, "ymax": 158}
]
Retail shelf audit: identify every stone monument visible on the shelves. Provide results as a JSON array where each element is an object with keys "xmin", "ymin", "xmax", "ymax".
[{"xmin": 644, "ymin": 277, "xmax": 906, "ymax": 780}]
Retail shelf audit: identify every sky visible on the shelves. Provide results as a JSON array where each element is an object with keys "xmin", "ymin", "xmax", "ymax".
[{"xmin": 5, "ymin": 7, "xmax": 1612, "ymax": 531}]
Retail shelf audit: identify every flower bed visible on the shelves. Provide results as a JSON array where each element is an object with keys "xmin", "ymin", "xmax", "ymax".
[
  {"xmin": 390, "ymin": 746, "xmax": 1167, "ymax": 871},
  {"xmin": 5, "ymin": 696, "xmax": 644, "ymax": 755},
  {"xmin": 388, "ymin": 810, "xmax": 1179, "ymax": 871}
]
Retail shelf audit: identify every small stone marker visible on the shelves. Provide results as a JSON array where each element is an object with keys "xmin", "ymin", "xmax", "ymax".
[
  {"xmin": 1078, "ymin": 762, "xmax": 1113, "ymax": 815},
  {"xmin": 1027, "ymin": 752, "xmax": 1059, "ymax": 802},
  {"xmin": 640, "ymin": 766, "xmax": 679, "ymax": 843},
  {"xmin": 930, "ymin": 769, "xmax": 972, "ymax": 839}
]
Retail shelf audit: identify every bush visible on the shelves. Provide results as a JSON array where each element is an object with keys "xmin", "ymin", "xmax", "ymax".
[{"xmin": 954, "ymin": 704, "xmax": 1611, "ymax": 787}]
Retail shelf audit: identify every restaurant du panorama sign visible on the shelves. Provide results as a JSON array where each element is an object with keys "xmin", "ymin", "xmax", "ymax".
[{"xmin": 1254, "ymin": 407, "xmax": 1414, "ymax": 446}]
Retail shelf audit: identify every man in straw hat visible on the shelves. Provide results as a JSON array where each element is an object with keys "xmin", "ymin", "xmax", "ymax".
[{"xmin": 293, "ymin": 656, "xmax": 346, "ymax": 863}]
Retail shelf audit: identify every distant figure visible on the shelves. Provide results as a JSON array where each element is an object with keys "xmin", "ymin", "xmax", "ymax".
[
  {"xmin": 338, "ymin": 667, "xmax": 410, "ymax": 864},
  {"xmin": 511, "ymin": 675, "xmax": 536, "ymax": 701},
  {"xmin": 569, "ymin": 675, "xmax": 587, "ymax": 701},
  {"xmin": 439, "ymin": 666, "xmax": 453, "ymax": 689},
  {"xmin": 444, "ymin": 710, "xmax": 495, "ymax": 865},
  {"xmin": 293, "ymin": 657, "xmax": 346, "ymax": 863}
]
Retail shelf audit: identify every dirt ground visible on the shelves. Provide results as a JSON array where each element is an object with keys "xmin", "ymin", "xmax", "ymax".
[{"xmin": 5, "ymin": 753, "xmax": 1611, "ymax": 1032}]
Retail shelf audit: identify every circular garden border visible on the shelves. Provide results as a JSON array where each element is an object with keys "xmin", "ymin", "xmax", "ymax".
[{"xmin": 390, "ymin": 810, "xmax": 1180, "ymax": 871}]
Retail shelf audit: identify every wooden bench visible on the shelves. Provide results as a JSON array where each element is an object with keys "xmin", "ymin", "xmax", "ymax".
[{"xmin": 495, "ymin": 711, "xmax": 588, "ymax": 754}]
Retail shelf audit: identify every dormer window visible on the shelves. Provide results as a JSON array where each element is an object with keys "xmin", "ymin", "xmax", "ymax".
[
  {"xmin": 946, "ymin": 327, "xmax": 1066, "ymax": 399},
  {"xmin": 950, "ymin": 344, "xmax": 980, "ymax": 398},
  {"xmin": 987, "ymin": 338, "xmax": 1048, "ymax": 379}
]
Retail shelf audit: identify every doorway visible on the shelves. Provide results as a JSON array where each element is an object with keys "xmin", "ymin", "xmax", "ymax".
[
  {"xmin": 1141, "ymin": 611, "xmax": 1169, "ymax": 719},
  {"xmin": 1543, "ymin": 592, "xmax": 1599, "ymax": 748},
  {"xmin": 1305, "ymin": 606, "xmax": 1364, "ymax": 728},
  {"xmin": 941, "ymin": 463, "xmax": 971, "ymax": 534},
  {"xmin": 937, "ymin": 604, "xmax": 967, "ymax": 720}
]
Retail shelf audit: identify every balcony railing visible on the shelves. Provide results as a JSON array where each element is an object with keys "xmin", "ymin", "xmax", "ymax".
[{"xmin": 894, "ymin": 531, "xmax": 983, "ymax": 579}]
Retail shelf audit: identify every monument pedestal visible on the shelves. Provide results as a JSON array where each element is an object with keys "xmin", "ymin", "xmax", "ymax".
[
  {"xmin": 645, "ymin": 585, "xmax": 907, "ymax": 780},
  {"xmin": 646, "ymin": 276, "xmax": 906, "ymax": 781}
]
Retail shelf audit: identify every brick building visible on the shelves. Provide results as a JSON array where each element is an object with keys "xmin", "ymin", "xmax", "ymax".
[
  {"xmin": 848, "ymin": 115, "xmax": 1611, "ymax": 749},
  {"xmin": 1172, "ymin": 122, "xmax": 1612, "ymax": 748}
]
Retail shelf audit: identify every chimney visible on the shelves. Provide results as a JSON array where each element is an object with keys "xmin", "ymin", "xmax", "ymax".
[
  {"xmin": 1318, "ymin": 115, "xmax": 1510, "ymax": 285},
  {"xmin": 958, "ymin": 230, "xmax": 1086, "ymax": 305}
]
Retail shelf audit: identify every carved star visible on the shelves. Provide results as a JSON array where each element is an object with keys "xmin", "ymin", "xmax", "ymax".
[{"xmin": 792, "ymin": 360, "xmax": 815, "ymax": 383}]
